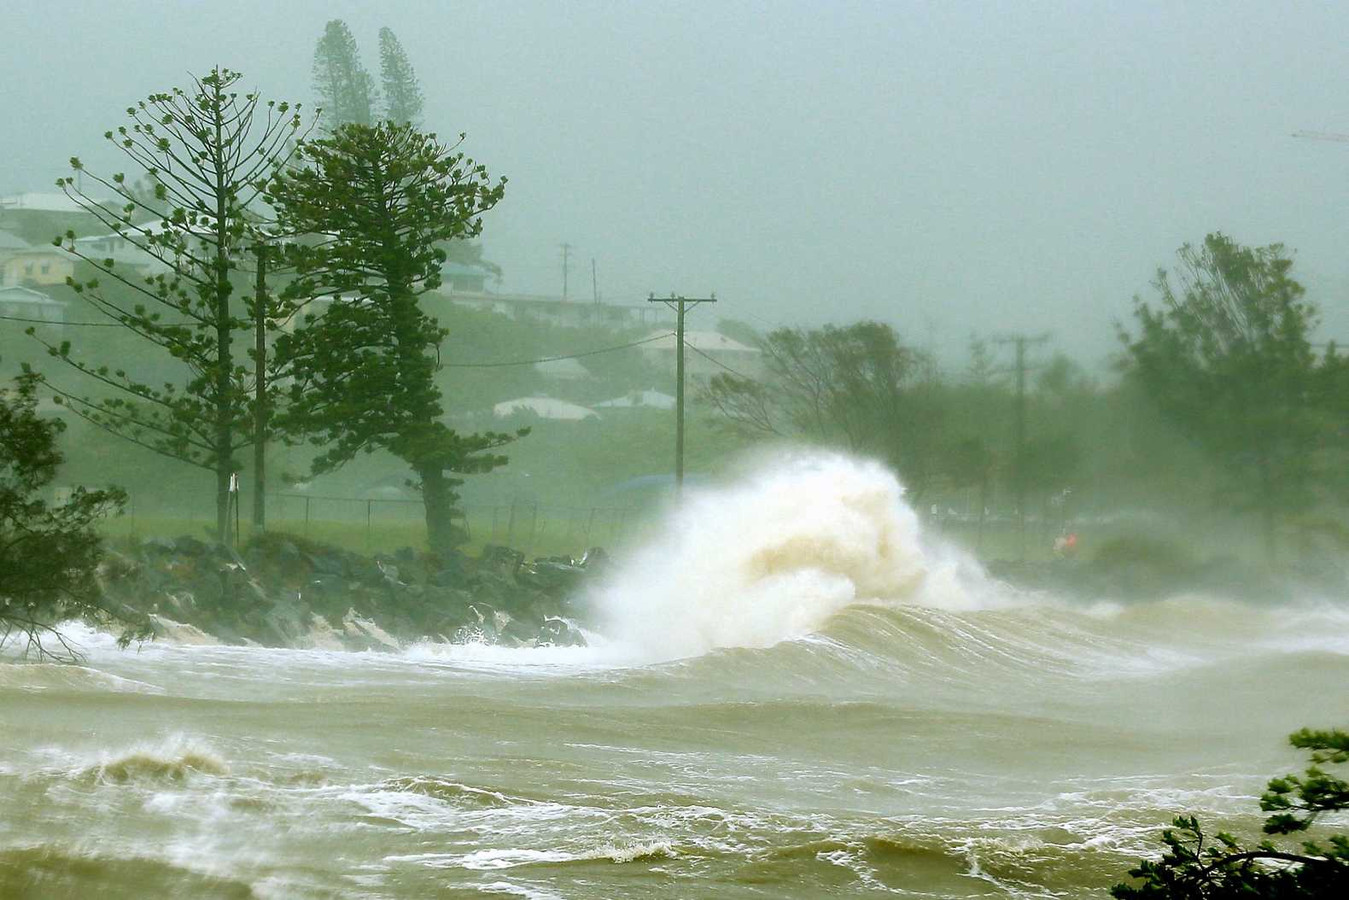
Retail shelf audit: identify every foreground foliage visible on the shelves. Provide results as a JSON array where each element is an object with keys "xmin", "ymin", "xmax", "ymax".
[
  {"xmin": 1113, "ymin": 728, "xmax": 1349, "ymax": 898},
  {"xmin": 0, "ymin": 370, "xmax": 147, "ymax": 660}
]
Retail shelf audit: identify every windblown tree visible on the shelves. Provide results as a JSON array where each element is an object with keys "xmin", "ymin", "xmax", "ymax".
[
  {"xmin": 313, "ymin": 19, "xmax": 377, "ymax": 132},
  {"xmin": 379, "ymin": 27, "xmax": 425, "ymax": 127},
  {"xmin": 0, "ymin": 367, "xmax": 148, "ymax": 660},
  {"xmin": 267, "ymin": 122, "xmax": 520, "ymax": 555},
  {"xmin": 705, "ymin": 321, "xmax": 943, "ymax": 500},
  {"xmin": 1122, "ymin": 233, "xmax": 1333, "ymax": 562},
  {"xmin": 1113, "ymin": 727, "xmax": 1349, "ymax": 898},
  {"xmin": 33, "ymin": 67, "xmax": 309, "ymax": 545}
]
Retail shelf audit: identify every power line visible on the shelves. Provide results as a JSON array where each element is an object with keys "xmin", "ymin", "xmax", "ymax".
[
  {"xmin": 0, "ymin": 313, "xmax": 124, "ymax": 327},
  {"xmin": 684, "ymin": 340, "xmax": 751, "ymax": 379},
  {"xmin": 442, "ymin": 332, "xmax": 672, "ymax": 368},
  {"xmin": 0, "ymin": 313, "xmax": 197, "ymax": 328},
  {"xmin": 2, "ymin": 313, "xmax": 672, "ymax": 366}
]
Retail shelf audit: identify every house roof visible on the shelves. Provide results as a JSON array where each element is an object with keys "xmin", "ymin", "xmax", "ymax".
[
  {"xmin": 533, "ymin": 357, "xmax": 591, "ymax": 380},
  {"xmin": 594, "ymin": 389, "xmax": 676, "ymax": 410},
  {"xmin": 443, "ymin": 261, "xmax": 493, "ymax": 278},
  {"xmin": 0, "ymin": 230, "xmax": 31, "ymax": 251},
  {"xmin": 641, "ymin": 330, "xmax": 759, "ymax": 353},
  {"xmin": 0, "ymin": 286, "xmax": 66, "ymax": 307},
  {"xmin": 0, "ymin": 192, "xmax": 91, "ymax": 212},
  {"xmin": 492, "ymin": 396, "xmax": 599, "ymax": 421}
]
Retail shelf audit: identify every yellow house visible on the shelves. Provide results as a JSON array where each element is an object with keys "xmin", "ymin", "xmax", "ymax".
[{"xmin": 0, "ymin": 230, "xmax": 75, "ymax": 287}]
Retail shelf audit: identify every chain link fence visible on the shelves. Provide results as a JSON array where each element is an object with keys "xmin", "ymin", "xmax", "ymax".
[{"xmin": 108, "ymin": 489, "xmax": 638, "ymax": 555}]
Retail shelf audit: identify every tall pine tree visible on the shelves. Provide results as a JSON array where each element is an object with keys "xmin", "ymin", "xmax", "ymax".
[
  {"xmin": 267, "ymin": 123, "xmax": 518, "ymax": 555},
  {"xmin": 38, "ymin": 68, "xmax": 309, "ymax": 546},
  {"xmin": 312, "ymin": 19, "xmax": 377, "ymax": 132},
  {"xmin": 379, "ymin": 27, "xmax": 424, "ymax": 127}
]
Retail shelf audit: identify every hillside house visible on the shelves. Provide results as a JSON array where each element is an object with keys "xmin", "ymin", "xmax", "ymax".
[
  {"xmin": 439, "ymin": 290, "xmax": 676, "ymax": 330},
  {"xmin": 639, "ymin": 329, "xmax": 761, "ymax": 379},
  {"xmin": 492, "ymin": 396, "xmax": 599, "ymax": 421},
  {"xmin": 0, "ymin": 230, "xmax": 76, "ymax": 287},
  {"xmin": 0, "ymin": 285, "xmax": 67, "ymax": 328}
]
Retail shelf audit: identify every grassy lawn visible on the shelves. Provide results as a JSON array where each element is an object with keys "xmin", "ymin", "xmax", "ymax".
[{"xmin": 100, "ymin": 513, "xmax": 623, "ymax": 560}]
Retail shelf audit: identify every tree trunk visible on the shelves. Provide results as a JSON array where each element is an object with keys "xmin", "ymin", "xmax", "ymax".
[
  {"xmin": 212, "ymin": 78, "xmax": 234, "ymax": 548},
  {"xmin": 253, "ymin": 244, "xmax": 268, "ymax": 532},
  {"xmin": 418, "ymin": 463, "xmax": 458, "ymax": 558}
]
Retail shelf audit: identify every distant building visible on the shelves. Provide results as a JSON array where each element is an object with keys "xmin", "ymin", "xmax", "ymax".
[
  {"xmin": 639, "ymin": 329, "xmax": 761, "ymax": 379},
  {"xmin": 0, "ymin": 230, "xmax": 75, "ymax": 287},
  {"xmin": 441, "ymin": 261, "xmax": 493, "ymax": 293},
  {"xmin": 492, "ymin": 396, "xmax": 599, "ymax": 421},
  {"xmin": 0, "ymin": 192, "xmax": 90, "ymax": 213},
  {"xmin": 0, "ymin": 285, "xmax": 67, "ymax": 328},
  {"xmin": 437, "ymin": 290, "xmax": 676, "ymax": 330},
  {"xmin": 70, "ymin": 222, "xmax": 179, "ymax": 278},
  {"xmin": 533, "ymin": 357, "xmax": 591, "ymax": 381},
  {"xmin": 0, "ymin": 231, "xmax": 29, "ymax": 253},
  {"xmin": 594, "ymin": 389, "xmax": 676, "ymax": 411}
]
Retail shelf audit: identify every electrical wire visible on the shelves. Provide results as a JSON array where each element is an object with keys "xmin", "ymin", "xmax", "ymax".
[
  {"xmin": 0, "ymin": 313, "xmax": 124, "ymax": 327},
  {"xmin": 442, "ymin": 332, "xmax": 673, "ymax": 368},
  {"xmin": 0, "ymin": 317, "xmax": 732, "ymax": 377},
  {"xmin": 684, "ymin": 340, "xmax": 753, "ymax": 379}
]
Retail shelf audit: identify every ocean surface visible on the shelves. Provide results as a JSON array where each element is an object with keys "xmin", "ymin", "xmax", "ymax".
[{"xmin": 3, "ymin": 454, "xmax": 1347, "ymax": 898}]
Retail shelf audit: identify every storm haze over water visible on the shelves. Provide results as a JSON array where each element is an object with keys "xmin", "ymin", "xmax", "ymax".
[{"xmin": 5, "ymin": 1, "xmax": 1349, "ymax": 362}]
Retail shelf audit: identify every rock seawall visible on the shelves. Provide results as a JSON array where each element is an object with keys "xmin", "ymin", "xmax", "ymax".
[{"xmin": 98, "ymin": 534, "xmax": 603, "ymax": 651}]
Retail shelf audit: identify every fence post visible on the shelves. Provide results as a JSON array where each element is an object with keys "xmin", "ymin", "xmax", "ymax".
[{"xmin": 527, "ymin": 502, "xmax": 539, "ymax": 555}]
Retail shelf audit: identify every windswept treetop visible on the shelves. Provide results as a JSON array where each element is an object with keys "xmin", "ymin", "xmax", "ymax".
[
  {"xmin": 379, "ymin": 27, "xmax": 425, "ymax": 127},
  {"xmin": 269, "ymin": 122, "xmax": 505, "ymax": 307},
  {"xmin": 313, "ymin": 18, "xmax": 378, "ymax": 132},
  {"xmin": 1122, "ymin": 232, "xmax": 1332, "ymax": 561}
]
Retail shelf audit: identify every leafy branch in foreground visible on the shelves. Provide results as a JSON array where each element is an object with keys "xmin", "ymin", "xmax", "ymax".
[
  {"xmin": 0, "ymin": 367, "xmax": 149, "ymax": 662},
  {"xmin": 1112, "ymin": 728, "xmax": 1349, "ymax": 898}
]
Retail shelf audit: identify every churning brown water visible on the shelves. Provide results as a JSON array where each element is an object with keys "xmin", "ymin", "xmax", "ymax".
[{"xmin": 3, "ymin": 454, "xmax": 1347, "ymax": 898}]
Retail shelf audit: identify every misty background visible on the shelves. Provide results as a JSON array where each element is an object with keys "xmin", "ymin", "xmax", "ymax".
[{"xmin": 4, "ymin": 0, "xmax": 1348, "ymax": 366}]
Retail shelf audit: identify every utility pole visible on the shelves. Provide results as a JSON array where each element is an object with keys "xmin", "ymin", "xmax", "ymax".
[
  {"xmin": 560, "ymin": 242, "xmax": 572, "ymax": 299},
  {"xmin": 591, "ymin": 257, "xmax": 599, "ymax": 304},
  {"xmin": 648, "ymin": 292, "xmax": 717, "ymax": 494},
  {"xmin": 992, "ymin": 332, "xmax": 1050, "ymax": 561}
]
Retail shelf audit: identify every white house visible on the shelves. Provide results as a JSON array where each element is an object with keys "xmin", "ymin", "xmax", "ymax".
[
  {"xmin": 492, "ymin": 396, "xmax": 599, "ymax": 421},
  {"xmin": 639, "ymin": 329, "xmax": 761, "ymax": 378},
  {"xmin": 533, "ymin": 357, "xmax": 591, "ymax": 381},
  {"xmin": 0, "ymin": 285, "xmax": 67, "ymax": 326},
  {"xmin": 594, "ymin": 389, "xmax": 676, "ymax": 410}
]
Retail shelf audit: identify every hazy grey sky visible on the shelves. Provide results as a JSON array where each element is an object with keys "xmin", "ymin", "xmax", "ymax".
[{"xmin": 4, "ymin": 1, "xmax": 1348, "ymax": 364}]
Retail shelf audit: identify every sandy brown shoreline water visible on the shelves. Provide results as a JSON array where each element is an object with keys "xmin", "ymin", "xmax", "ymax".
[
  {"xmin": 3, "ymin": 597, "xmax": 1347, "ymax": 899},
  {"xmin": 4, "ymin": 457, "xmax": 1347, "ymax": 898}
]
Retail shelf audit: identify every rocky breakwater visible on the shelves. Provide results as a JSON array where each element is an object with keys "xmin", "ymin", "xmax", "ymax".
[{"xmin": 97, "ymin": 534, "xmax": 603, "ymax": 651}]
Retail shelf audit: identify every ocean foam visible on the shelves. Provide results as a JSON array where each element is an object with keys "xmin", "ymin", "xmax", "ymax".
[{"xmin": 589, "ymin": 451, "xmax": 988, "ymax": 662}]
